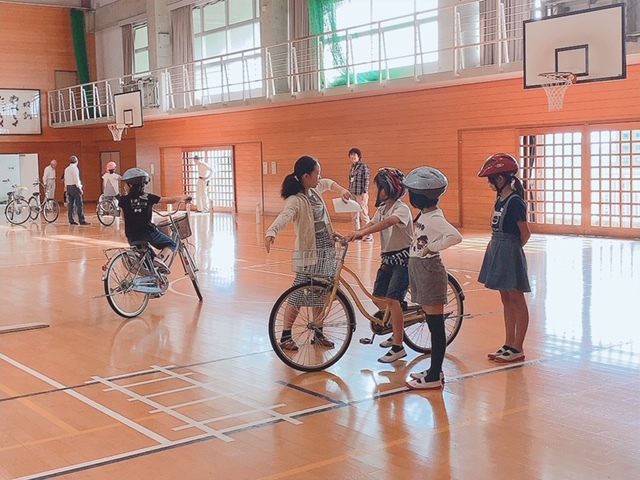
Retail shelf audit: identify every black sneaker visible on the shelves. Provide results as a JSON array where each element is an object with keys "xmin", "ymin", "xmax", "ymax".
[
  {"xmin": 69, "ymin": 221, "xmax": 78, "ymax": 225},
  {"xmin": 79, "ymin": 221, "xmax": 91, "ymax": 225}
]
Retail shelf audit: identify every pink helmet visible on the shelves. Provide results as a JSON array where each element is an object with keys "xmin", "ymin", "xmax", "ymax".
[{"xmin": 105, "ymin": 161, "xmax": 117, "ymax": 172}]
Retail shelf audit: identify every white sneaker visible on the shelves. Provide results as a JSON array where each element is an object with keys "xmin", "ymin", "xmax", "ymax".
[
  {"xmin": 406, "ymin": 376, "xmax": 443, "ymax": 390},
  {"xmin": 152, "ymin": 257, "xmax": 170, "ymax": 274},
  {"xmin": 379, "ymin": 336, "xmax": 394, "ymax": 348},
  {"xmin": 409, "ymin": 370, "xmax": 445, "ymax": 381},
  {"xmin": 377, "ymin": 347, "xmax": 407, "ymax": 363}
]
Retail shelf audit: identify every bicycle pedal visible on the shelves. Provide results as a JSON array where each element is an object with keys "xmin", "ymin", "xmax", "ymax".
[{"xmin": 359, "ymin": 337, "xmax": 373, "ymax": 345}]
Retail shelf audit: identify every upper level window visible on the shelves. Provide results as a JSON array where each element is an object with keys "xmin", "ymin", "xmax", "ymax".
[
  {"xmin": 314, "ymin": 0, "xmax": 438, "ymax": 86},
  {"xmin": 193, "ymin": 0, "xmax": 261, "ymax": 60},
  {"xmin": 133, "ymin": 24, "xmax": 149, "ymax": 74}
]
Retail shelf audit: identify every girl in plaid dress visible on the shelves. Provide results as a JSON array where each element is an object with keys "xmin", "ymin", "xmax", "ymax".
[{"xmin": 265, "ymin": 155, "xmax": 351, "ymax": 351}]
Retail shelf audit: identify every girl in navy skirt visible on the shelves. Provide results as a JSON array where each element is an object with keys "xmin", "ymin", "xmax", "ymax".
[{"xmin": 477, "ymin": 153, "xmax": 531, "ymax": 363}]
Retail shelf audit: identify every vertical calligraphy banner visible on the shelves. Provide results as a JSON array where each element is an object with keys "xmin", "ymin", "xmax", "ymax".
[{"xmin": 0, "ymin": 89, "xmax": 42, "ymax": 135}]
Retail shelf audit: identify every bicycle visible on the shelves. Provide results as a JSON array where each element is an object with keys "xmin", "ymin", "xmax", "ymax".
[
  {"xmin": 101, "ymin": 202, "xmax": 202, "ymax": 318},
  {"xmin": 96, "ymin": 194, "xmax": 119, "ymax": 226},
  {"xmin": 268, "ymin": 235, "xmax": 466, "ymax": 372},
  {"xmin": 28, "ymin": 181, "xmax": 61, "ymax": 223},
  {"xmin": 3, "ymin": 180, "xmax": 31, "ymax": 225}
]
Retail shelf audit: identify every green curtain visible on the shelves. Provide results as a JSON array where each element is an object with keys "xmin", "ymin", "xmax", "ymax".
[
  {"xmin": 308, "ymin": 0, "xmax": 345, "ymax": 80},
  {"xmin": 70, "ymin": 9, "xmax": 93, "ymax": 113}
]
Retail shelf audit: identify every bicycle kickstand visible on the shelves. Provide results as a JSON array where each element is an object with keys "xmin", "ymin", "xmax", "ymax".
[{"xmin": 359, "ymin": 333, "xmax": 376, "ymax": 345}]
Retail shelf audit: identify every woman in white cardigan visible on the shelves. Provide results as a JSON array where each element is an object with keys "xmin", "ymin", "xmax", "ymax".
[{"xmin": 265, "ymin": 155, "xmax": 351, "ymax": 351}]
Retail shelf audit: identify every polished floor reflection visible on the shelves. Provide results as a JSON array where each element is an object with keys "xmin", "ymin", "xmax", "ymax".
[{"xmin": 0, "ymin": 211, "xmax": 638, "ymax": 480}]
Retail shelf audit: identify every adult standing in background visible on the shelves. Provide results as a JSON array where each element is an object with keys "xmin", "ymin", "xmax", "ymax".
[
  {"xmin": 64, "ymin": 155, "xmax": 90, "ymax": 225},
  {"xmin": 195, "ymin": 155, "xmax": 212, "ymax": 213},
  {"xmin": 42, "ymin": 159, "xmax": 57, "ymax": 200},
  {"xmin": 348, "ymin": 147, "xmax": 373, "ymax": 241}
]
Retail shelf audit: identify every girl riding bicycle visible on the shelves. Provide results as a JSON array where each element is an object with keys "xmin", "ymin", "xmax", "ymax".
[
  {"xmin": 265, "ymin": 155, "xmax": 351, "ymax": 351},
  {"xmin": 118, "ymin": 167, "xmax": 191, "ymax": 274},
  {"xmin": 344, "ymin": 167, "xmax": 414, "ymax": 364}
]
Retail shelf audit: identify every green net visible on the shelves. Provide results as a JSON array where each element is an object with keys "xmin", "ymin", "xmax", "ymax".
[{"xmin": 308, "ymin": 0, "xmax": 346, "ymax": 87}]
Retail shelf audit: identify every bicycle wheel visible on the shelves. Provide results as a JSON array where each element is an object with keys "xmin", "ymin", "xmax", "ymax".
[
  {"xmin": 42, "ymin": 199, "xmax": 60, "ymax": 223},
  {"xmin": 179, "ymin": 243, "xmax": 202, "ymax": 301},
  {"xmin": 97, "ymin": 200, "xmax": 116, "ymax": 226},
  {"xmin": 104, "ymin": 250, "xmax": 150, "ymax": 318},
  {"xmin": 403, "ymin": 272, "xmax": 465, "ymax": 354},
  {"xmin": 268, "ymin": 281, "xmax": 355, "ymax": 372},
  {"xmin": 28, "ymin": 196, "xmax": 40, "ymax": 220},
  {"xmin": 5, "ymin": 199, "xmax": 31, "ymax": 225}
]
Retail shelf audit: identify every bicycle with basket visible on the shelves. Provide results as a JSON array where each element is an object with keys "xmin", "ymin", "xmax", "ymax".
[
  {"xmin": 3, "ymin": 179, "xmax": 60, "ymax": 224},
  {"xmin": 268, "ymin": 234, "xmax": 466, "ymax": 372},
  {"xmin": 101, "ymin": 202, "xmax": 202, "ymax": 318}
]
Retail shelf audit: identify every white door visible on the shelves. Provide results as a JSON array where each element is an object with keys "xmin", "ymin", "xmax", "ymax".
[{"xmin": 0, "ymin": 154, "xmax": 21, "ymax": 203}]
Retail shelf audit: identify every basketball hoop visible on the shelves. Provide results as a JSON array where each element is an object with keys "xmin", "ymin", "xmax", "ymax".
[
  {"xmin": 538, "ymin": 72, "xmax": 576, "ymax": 112},
  {"xmin": 108, "ymin": 123, "xmax": 128, "ymax": 141}
]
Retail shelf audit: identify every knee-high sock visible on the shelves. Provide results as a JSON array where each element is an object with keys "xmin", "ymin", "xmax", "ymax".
[{"xmin": 426, "ymin": 314, "xmax": 446, "ymax": 376}]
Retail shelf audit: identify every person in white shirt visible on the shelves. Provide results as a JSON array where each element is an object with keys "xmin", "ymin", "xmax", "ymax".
[
  {"xmin": 402, "ymin": 166, "xmax": 462, "ymax": 390},
  {"xmin": 194, "ymin": 156, "xmax": 212, "ymax": 212},
  {"xmin": 102, "ymin": 161, "xmax": 121, "ymax": 208},
  {"xmin": 64, "ymin": 155, "xmax": 90, "ymax": 225},
  {"xmin": 42, "ymin": 159, "xmax": 57, "ymax": 199}
]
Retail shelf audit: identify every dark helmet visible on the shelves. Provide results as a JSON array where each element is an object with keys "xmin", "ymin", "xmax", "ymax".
[
  {"xmin": 122, "ymin": 167, "xmax": 150, "ymax": 185},
  {"xmin": 374, "ymin": 167, "xmax": 406, "ymax": 201},
  {"xmin": 403, "ymin": 166, "xmax": 448, "ymax": 199},
  {"xmin": 477, "ymin": 153, "xmax": 519, "ymax": 178}
]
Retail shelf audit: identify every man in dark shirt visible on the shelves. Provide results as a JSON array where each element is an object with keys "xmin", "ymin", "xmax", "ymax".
[{"xmin": 348, "ymin": 147, "xmax": 373, "ymax": 241}]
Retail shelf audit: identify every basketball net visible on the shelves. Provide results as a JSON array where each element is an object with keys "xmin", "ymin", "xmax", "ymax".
[
  {"xmin": 108, "ymin": 123, "xmax": 128, "ymax": 141},
  {"xmin": 538, "ymin": 72, "xmax": 576, "ymax": 112}
]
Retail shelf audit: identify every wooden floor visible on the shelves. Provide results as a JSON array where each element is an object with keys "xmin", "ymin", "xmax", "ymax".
[{"xmin": 1, "ymin": 209, "xmax": 639, "ymax": 480}]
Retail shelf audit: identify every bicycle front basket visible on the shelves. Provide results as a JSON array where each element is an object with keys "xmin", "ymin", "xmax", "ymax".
[
  {"xmin": 14, "ymin": 186, "xmax": 28, "ymax": 201},
  {"xmin": 157, "ymin": 214, "xmax": 192, "ymax": 239},
  {"xmin": 291, "ymin": 247, "xmax": 341, "ymax": 279}
]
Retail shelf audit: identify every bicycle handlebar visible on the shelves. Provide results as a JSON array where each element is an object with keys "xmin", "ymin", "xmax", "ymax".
[
  {"xmin": 153, "ymin": 199, "xmax": 192, "ymax": 218},
  {"xmin": 332, "ymin": 233, "xmax": 349, "ymax": 246}
]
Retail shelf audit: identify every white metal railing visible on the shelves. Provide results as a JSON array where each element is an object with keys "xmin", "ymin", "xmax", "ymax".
[{"xmin": 48, "ymin": 0, "xmax": 639, "ymax": 127}]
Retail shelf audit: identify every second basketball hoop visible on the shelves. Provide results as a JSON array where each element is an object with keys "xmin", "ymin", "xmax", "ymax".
[
  {"xmin": 538, "ymin": 72, "xmax": 576, "ymax": 112},
  {"xmin": 108, "ymin": 123, "xmax": 127, "ymax": 141}
]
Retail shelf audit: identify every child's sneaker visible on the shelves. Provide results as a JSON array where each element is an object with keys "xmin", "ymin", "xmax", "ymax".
[
  {"xmin": 377, "ymin": 347, "xmax": 406, "ymax": 363},
  {"xmin": 379, "ymin": 336, "xmax": 394, "ymax": 348},
  {"xmin": 494, "ymin": 346, "xmax": 525, "ymax": 363},
  {"xmin": 409, "ymin": 370, "xmax": 445, "ymax": 382},
  {"xmin": 488, "ymin": 345, "xmax": 508, "ymax": 360},
  {"xmin": 280, "ymin": 338, "xmax": 299, "ymax": 351},
  {"xmin": 406, "ymin": 375, "xmax": 443, "ymax": 390},
  {"xmin": 152, "ymin": 257, "xmax": 170, "ymax": 274}
]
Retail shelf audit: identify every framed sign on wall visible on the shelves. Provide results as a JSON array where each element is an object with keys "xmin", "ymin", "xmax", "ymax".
[{"xmin": 0, "ymin": 89, "xmax": 42, "ymax": 135}]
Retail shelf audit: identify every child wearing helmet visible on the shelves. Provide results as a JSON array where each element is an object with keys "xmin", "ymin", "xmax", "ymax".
[
  {"xmin": 402, "ymin": 166, "xmax": 462, "ymax": 390},
  {"xmin": 102, "ymin": 161, "xmax": 121, "ymax": 209},
  {"xmin": 344, "ymin": 167, "xmax": 414, "ymax": 363},
  {"xmin": 477, "ymin": 153, "xmax": 531, "ymax": 363},
  {"xmin": 117, "ymin": 167, "xmax": 191, "ymax": 274}
]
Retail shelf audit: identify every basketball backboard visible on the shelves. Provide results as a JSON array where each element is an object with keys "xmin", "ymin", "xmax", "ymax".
[
  {"xmin": 523, "ymin": 4, "xmax": 626, "ymax": 88},
  {"xmin": 114, "ymin": 90, "xmax": 143, "ymax": 127}
]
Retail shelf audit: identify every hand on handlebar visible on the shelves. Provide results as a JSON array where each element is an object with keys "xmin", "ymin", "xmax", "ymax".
[{"xmin": 343, "ymin": 231, "xmax": 362, "ymax": 243}]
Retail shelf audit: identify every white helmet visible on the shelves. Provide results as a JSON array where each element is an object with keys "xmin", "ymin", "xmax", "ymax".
[
  {"xmin": 403, "ymin": 166, "xmax": 448, "ymax": 199},
  {"xmin": 122, "ymin": 167, "xmax": 150, "ymax": 185}
]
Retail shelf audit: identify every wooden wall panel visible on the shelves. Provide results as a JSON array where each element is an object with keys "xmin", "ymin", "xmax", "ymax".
[
  {"xmin": 160, "ymin": 147, "xmax": 183, "ymax": 197},
  {"xmin": 459, "ymin": 129, "xmax": 518, "ymax": 229},
  {"xmin": 234, "ymin": 142, "xmax": 263, "ymax": 214}
]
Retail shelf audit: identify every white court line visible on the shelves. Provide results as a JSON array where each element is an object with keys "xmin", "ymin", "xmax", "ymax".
[
  {"xmin": 0, "ymin": 352, "xmax": 169, "ymax": 445},
  {"xmin": 91, "ymin": 375, "xmax": 234, "ymax": 442}
]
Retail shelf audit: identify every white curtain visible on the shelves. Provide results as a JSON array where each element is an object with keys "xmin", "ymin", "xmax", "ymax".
[
  {"xmin": 289, "ymin": 0, "xmax": 318, "ymax": 92},
  {"xmin": 170, "ymin": 6, "xmax": 194, "ymax": 108},
  {"xmin": 480, "ymin": 0, "xmax": 529, "ymax": 66}
]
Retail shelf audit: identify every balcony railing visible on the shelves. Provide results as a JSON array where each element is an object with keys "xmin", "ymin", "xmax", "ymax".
[{"xmin": 48, "ymin": 0, "xmax": 639, "ymax": 127}]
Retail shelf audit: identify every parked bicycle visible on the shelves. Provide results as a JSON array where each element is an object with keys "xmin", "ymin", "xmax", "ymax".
[
  {"xmin": 28, "ymin": 181, "xmax": 61, "ymax": 222},
  {"xmin": 3, "ymin": 179, "xmax": 60, "ymax": 225},
  {"xmin": 96, "ymin": 194, "xmax": 119, "ymax": 226},
  {"xmin": 268, "ymin": 235, "xmax": 466, "ymax": 372},
  {"xmin": 101, "ymin": 203, "xmax": 202, "ymax": 318}
]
